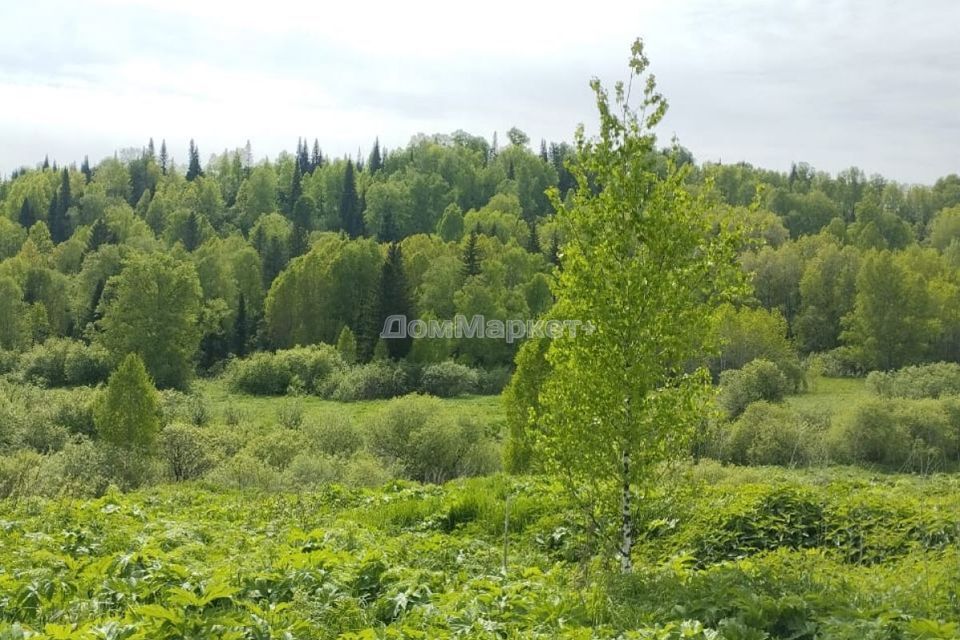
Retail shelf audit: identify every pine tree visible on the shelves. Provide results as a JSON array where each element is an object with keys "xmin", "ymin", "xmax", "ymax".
[
  {"xmin": 81, "ymin": 156, "xmax": 92, "ymax": 182},
  {"xmin": 159, "ymin": 140, "xmax": 168, "ymax": 175},
  {"xmin": 461, "ymin": 229, "xmax": 482, "ymax": 278},
  {"xmin": 234, "ymin": 293, "xmax": 248, "ymax": 357},
  {"xmin": 18, "ymin": 198, "xmax": 36, "ymax": 229},
  {"xmin": 340, "ymin": 160, "xmax": 363, "ymax": 238},
  {"xmin": 368, "ymin": 138, "xmax": 383, "ymax": 173},
  {"xmin": 186, "ymin": 139, "xmax": 204, "ymax": 181}
]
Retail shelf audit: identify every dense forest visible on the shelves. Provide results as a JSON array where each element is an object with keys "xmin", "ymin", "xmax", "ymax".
[{"xmin": 2, "ymin": 130, "xmax": 960, "ymax": 391}]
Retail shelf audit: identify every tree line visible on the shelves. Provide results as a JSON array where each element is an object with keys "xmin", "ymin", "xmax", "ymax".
[{"xmin": 1, "ymin": 127, "xmax": 959, "ymax": 389}]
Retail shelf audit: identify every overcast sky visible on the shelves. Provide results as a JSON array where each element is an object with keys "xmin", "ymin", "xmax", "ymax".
[{"xmin": 1, "ymin": 0, "xmax": 957, "ymax": 183}]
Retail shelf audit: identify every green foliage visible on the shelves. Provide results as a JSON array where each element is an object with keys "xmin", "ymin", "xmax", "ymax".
[
  {"xmin": 537, "ymin": 39, "xmax": 745, "ymax": 570},
  {"xmin": 18, "ymin": 338, "xmax": 110, "ymax": 387},
  {"xmin": 98, "ymin": 251, "xmax": 203, "ymax": 389},
  {"xmin": 94, "ymin": 353, "xmax": 160, "ymax": 453},
  {"xmin": 718, "ymin": 359, "xmax": 791, "ymax": 418},
  {"xmin": 714, "ymin": 401, "xmax": 823, "ymax": 466},
  {"xmin": 419, "ymin": 360, "xmax": 480, "ymax": 397},
  {"xmin": 327, "ymin": 361, "xmax": 412, "ymax": 402},
  {"xmin": 365, "ymin": 394, "xmax": 499, "ymax": 483},
  {"xmin": 866, "ymin": 361, "xmax": 960, "ymax": 398},
  {"xmin": 228, "ymin": 345, "xmax": 344, "ymax": 395}
]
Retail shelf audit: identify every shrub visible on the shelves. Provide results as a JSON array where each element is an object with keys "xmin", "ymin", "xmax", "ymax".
[
  {"xmin": 159, "ymin": 423, "xmax": 214, "ymax": 481},
  {"xmin": 365, "ymin": 394, "xmax": 499, "ymax": 483},
  {"xmin": 19, "ymin": 338, "xmax": 110, "ymax": 387},
  {"xmin": 206, "ymin": 453, "xmax": 281, "ymax": 491},
  {"xmin": 228, "ymin": 345, "xmax": 344, "ymax": 396},
  {"xmin": 328, "ymin": 361, "xmax": 412, "ymax": 402},
  {"xmin": 49, "ymin": 389, "xmax": 97, "ymax": 437},
  {"xmin": 718, "ymin": 401, "xmax": 820, "ymax": 467},
  {"xmin": 277, "ymin": 401, "xmax": 304, "ymax": 429},
  {"xmin": 243, "ymin": 430, "xmax": 302, "ymax": 470},
  {"xmin": 419, "ymin": 361, "xmax": 480, "ymax": 397},
  {"xmin": 827, "ymin": 398, "xmax": 960, "ymax": 471},
  {"xmin": 63, "ymin": 342, "xmax": 111, "ymax": 386},
  {"xmin": 477, "ymin": 366, "xmax": 513, "ymax": 395},
  {"xmin": 719, "ymin": 359, "xmax": 791, "ymax": 418},
  {"xmin": 866, "ymin": 362, "xmax": 960, "ymax": 399},
  {"xmin": 0, "ymin": 450, "xmax": 45, "ymax": 499},
  {"xmin": 303, "ymin": 416, "xmax": 364, "ymax": 457}
]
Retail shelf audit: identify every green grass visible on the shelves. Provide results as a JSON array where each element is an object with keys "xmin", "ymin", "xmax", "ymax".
[
  {"xmin": 786, "ymin": 375, "xmax": 868, "ymax": 416},
  {"xmin": 2, "ymin": 467, "xmax": 959, "ymax": 638},
  {"xmin": 198, "ymin": 378, "xmax": 504, "ymax": 429}
]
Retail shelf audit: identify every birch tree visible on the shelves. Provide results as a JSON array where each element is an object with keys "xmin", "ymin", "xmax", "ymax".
[{"xmin": 536, "ymin": 39, "xmax": 745, "ymax": 572}]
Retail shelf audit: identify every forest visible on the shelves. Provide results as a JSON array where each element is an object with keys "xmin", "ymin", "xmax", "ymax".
[{"xmin": 2, "ymin": 39, "xmax": 960, "ymax": 638}]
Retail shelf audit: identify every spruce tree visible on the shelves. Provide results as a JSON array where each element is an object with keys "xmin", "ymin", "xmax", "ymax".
[
  {"xmin": 368, "ymin": 138, "xmax": 383, "ymax": 173},
  {"xmin": 234, "ymin": 293, "xmax": 248, "ymax": 357},
  {"xmin": 261, "ymin": 235, "xmax": 287, "ymax": 287},
  {"xmin": 49, "ymin": 169, "xmax": 72, "ymax": 244},
  {"xmin": 548, "ymin": 230, "xmax": 561, "ymax": 268},
  {"xmin": 311, "ymin": 139, "xmax": 323, "ymax": 170},
  {"xmin": 355, "ymin": 287, "xmax": 382, "ymax": 363},
  {"xmin": 95, "ymin": 353, "xmax": 160, "ymax": 452},
  {"xmin": 87, "ymin": 218, "xmax": 115, "ymax": 252},
  {"xmin": 18, "ymin": 198, "xmax": 36, "ymax": 229},
  {"xmin": 340, "ymin": 160, "xmax": 363, "ymax": 238},
  {"xmin": 159, "ymin": 140, "xmax": 168, "ymax": 175},
  {"xmin": 183, "ymin": 211, "xmax": 201, "ymax": 251},
  {"xmin": 461, "ymin": 229, "xmax": 482, "ymax": 278},
  {"xmin": 288, "ymin": 160, "xmax": 303, "ymax": 214},
  {"xmin": 378, "ymin": 242, "xmax": 413, "ymax": 359},
  {"xmin": 42, "ymin": 155, "xmax": 50, "ymax": 170},
  {"xmin": 147, "ymin": 137, "xmax": 156, "ymax": 160},
  {"xmin": 186, "ymin": 139, "xmax": 203, "ymax": 181},
  {"xmin": 540, "ymin": 139, "xmax": 549, "ymax": 162},
  {"xmin": 81, "ymin": 156, "xmax": 92, "ymax": 182},
  {"xmin": 336, "ymin": 325, "xmax": 358, "ymax": 364},
  {"xmin": 528, "ymin": 219, "xmax": 541, "ymax": 255}
]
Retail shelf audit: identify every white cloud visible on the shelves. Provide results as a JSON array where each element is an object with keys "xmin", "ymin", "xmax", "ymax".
[{"xmin": 1, "ymin": 0, "xmax": 957, "ymax": 183}]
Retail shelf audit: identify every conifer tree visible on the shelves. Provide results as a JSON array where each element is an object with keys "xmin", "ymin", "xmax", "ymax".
[
  {"xmin": 340, "ymin": 160, "xmax": 363, "ymax": 238},
  {"xmin": 18, "ymin": 198, "xmax": 36, "ymax": 229},
  {"xmin": 81, "ymin": 156, "xmax": 92, "ymax": 182},
  {"xmin": 540, "ymin": 139, "xmax": 549, "ymax": 162},
  {"xmin": 87, "ymin": 218, "xmax": 115, "ymax": 253},
  {"xmin": 234, "ymin": 293, "xmax": 248, "ymax": 357},
  {"xmin": 368, "ymin": 138, "xmax": 383, "ymax": 173},
  {"xmin": 147, "ymin": 137, "xmax": 156, "ymax": 160},
  {"xmin": 159, "ymin": 140, "xmax": 168, "ymax": 175},
  {"xmin": 186, "ymin": 139, "xmax": 203, "ymax": 181},
  {"xmin": 528, "ymin": 219, "xmax": 541, "ymax": 255},
  {"xmin": 96, "ymin": 353, "xmax": 160, "ymax": 447},
  {"xmin": 378, "ymin": 242, "xmax": 413, "ymax": 359},
  {"xmin": 461, "ymin": 229, "xmax": 482, "ymax": 278},
  {"xmin": 336, "ymin": 325, "xmax": 358, "ymax": 364},
  {"xmin": 288, "ymin": 160, "xmax": 303, "ymax": 214},
  {"xmin": 311, "ymin": 139, "xmax": 323, "ymax": 170},
  {"xmin": 183, "ymin": 211, "xmax": 201, "ymax": 251},
  {"xmin": 49, "ymin": 168, "xmax": 72, "ymax": 244},
  {"xmin": 548, "ymin": 230, "xmax": 561, "ymax": 268}
]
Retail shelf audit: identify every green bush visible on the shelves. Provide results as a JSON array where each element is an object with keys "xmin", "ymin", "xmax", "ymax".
[
  {"xmin": 19, "ymin": 338, "xmax": 110, "ymax": 387},
  {"xmin": 866, "ymin": 362, "xmax": 960, "ymax": 399},
  {"xmin": 828, "ymin": 397, "xmax": 960, "ymax": 471},
  {"xmin": 303, "ymin": 416, "xmax": 364, "ymax": 457},
  {"xmin": 717, "ymin": 401, "xmax": 821, "ymax": 466},
  {"xmin": 719, "ymin": 359, "xmax": 791, "ymax": 418},
  {"xmin": 477, "ymin": 365, "xmax": 513, "ymax": 395},
  {"xmin": 328, "ymin": 361, "xmax": 412, "ymax": 402},
  {"xmin": 206, "ymin": 452, "xmax": 281, "ymax": 491},
  {"xmin": 365, "ymin": 394, "xmax": 499, "ymax": 483},
  {"xmin": 0, "ymin": 450, "xmax": 45, "ymax": 499},
  {"xmin": 228, "ymin": 345, "xmax": 344, "ymax": 396},
  {"xmin": 243, "ymin": 429, "xmax": 302, "ymax": 470},
  {"xmin": 419, "ymin": 361, "xmax": 480, "ymax": 397},
  {"xmin": 159, "ymin": 423, "xmax": 214, "ymax": 481}
]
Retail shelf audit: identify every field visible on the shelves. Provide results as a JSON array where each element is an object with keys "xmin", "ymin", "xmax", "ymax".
[
  {"xmin": 1, "ymin": 466, "xmax": 959, "ymax": 639},
  {"xmin": 3, "ymin": 378, "xmax": 960, "ymax": 638}
]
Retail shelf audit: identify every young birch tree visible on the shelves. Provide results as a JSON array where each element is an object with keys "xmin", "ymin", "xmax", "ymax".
[{"xmin": 536, "ymin": 39, "xmax": 745, "ymax": 572}]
